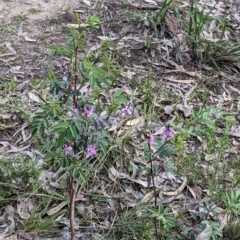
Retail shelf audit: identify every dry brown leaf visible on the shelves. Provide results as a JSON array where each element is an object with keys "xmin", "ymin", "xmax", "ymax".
[
  {"xmin": 140, "ymin": 191, "xmax": 154, "ymax": 204},
  {"xmin": 24, "ymin": 36, "xmax": 37, "ymax": 42},
  {"xmin": 120, "ymin": 70, "xmax": 136, "ymax": 79},
  {"xmin": 47, "ymin": 196, "xmax": 87, "ymax": 216},
  {"xmin": 163, "ymin": 78, "xmax": 196, "ymax": 84},
  {"xmin": 28, "ymin": 92, "xmax": 43, "ymax": 103},
  {"xmin": 83, "ymin": 0, "xmax": 91, "ymax": 6},
  {"xmin": 144, "ymin": 0, "xmax": 158, "ymax": 5},
  {"xmin": 0, "ymin": 53, "xmax": 15, "ymax": 57},
  {"xmin": 47, "ymin": 201, "xmax": 67, "ymax": 216},
  {"xmin": 164, "ymin": 69, "xmax": 201, "ymax": 79},
  {"xmin": 66, "ymin": 23, "xmax": 90, "ymax": 28},
  {"xmin": 187, "ymin": 185, "xmax": 197, "ymax": 200},
  {"xmin": 176, "ymin": 104, "xmax": 192, "ymax": 117},
  {"xmin": 126, "ymin": 116, "xmax": 144, "ymax": 126},
  {"xmin": 162, "ymin": 177, "xmax": 188, "ymax": 196},
  {"xmin": 97, "ymin": 36, "xmax": 118, "ymax": 41},
  {"xmin": 4, "ymin": 234, "xmax": 18, "ymax": 240},
  {"xmin": 164, "ymin": 105, "xmax": 174, "ymax": 115},
  {"xmin": 17, "ymin": 198, "xmax": 35, "ymax": 219},
  {"xmin": 6, "ymin": 144, "xmax": 31, "ymax": 153},
  {"xmin": 196, "ymin": 231, "xmax": 209, "ymax": 240},
  {"xmin": 184, "ymin": 85, "xmax": 197, "ymax": 99},
  {"xmin": 165, "ymin": 12, "xmax": 179, "ymax": 36},
  {"xmin": 5, "ymin": 42, "xmax": 16, "ymax": 54},
  {"xmin": 220, "ymin": 212, "xmax": 230, "ymax": 230}
]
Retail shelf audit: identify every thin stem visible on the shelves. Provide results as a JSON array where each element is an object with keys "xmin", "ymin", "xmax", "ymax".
[
  {"xmin": 74, "ymin": 46, "xmax": 78, "ymax": 95},
  {"xmin": 148, "ymin": 141, "xmax": 159, "ymax": 240},
  {"xmin": 69, "ymin": 174, "xmax": 75, "ymax": 240},
  {"xmin": 68, "ymin": 40, "xmax": 79, "ymax": 240}
]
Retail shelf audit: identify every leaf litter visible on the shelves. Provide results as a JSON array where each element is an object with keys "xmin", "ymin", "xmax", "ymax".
[{"xmin": 1, "ymin": 0, "xmax": 240, "ymax": 239}]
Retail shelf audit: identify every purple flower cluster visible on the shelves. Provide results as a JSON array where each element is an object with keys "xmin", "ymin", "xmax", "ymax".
[
  {"xmin": 162, "ymin": 126, "xmax": 173, "ymax": 139},
  {"xmin": 117, "ymin": 104, "xmax": 133, "ymax": 117},
  {"xmin": 83, "ymin": 106, "xmax": 94, "ymax": 118},
  {"xmin": 61, "ymin": 60, "xmax": 68, "ymax": 83},
  {"xmin": 63, "ymin": 144, "xmax": 73, "ymax": 155},
  {"xmin": 148, "ymin": 126, "xmax": 173, "ymax": 146},
  {"xmin": 67, "ymin": 103, "xmax": 79, "ymax": 120},
  {"xmin": 85, "ymin": 144, "xmax": 96, "ymax": 158},
  {"xmin": 61, "ymin": 60, "xmax": 67, "ymax": 73},
  {"xmin": 149, "ymin": 134, "xmax": 154, "ymax": 145}
]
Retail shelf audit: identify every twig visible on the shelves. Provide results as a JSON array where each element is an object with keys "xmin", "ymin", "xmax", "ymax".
[
  {"xmin": 148, "ymin": 141, "xmax": 159, "ymax": 240},
  {"xmin": 69, "ymin": 174, "xmax": 76, "ymax": 240}
]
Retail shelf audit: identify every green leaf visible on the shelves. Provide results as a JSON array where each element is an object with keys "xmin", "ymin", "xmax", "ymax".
[
  {"xmin": 113, "ymin": 89, "xmax": 124, "ymax": 97},
  {"xmin": 79, "ymin": 169, "xmax": 88, "ymax": 182},
  {"xmin": 69, "ymin": 125, "xmax": 77, "ymax": 138},
  {"xmin": 39, "ymin": 122, "xmax": 45, "ymax": 137},
  {"xmin": 86, "ymin": 14, "xmax": 100, "ymax": 26},
  {"xmin": 56, "ymin": 132, "xmax": 65, "ymax": 148},
  {"xmin": 98, "ymin": 141, "xmax": 107, "ymax": 154},
  {"xmin": 79, "ymin": 115, "xmax": 88, "ymax": 123},
  {"xmin": 52, "ymin": 122, "xmax": 69, "ymax": 129},
  {"xmin": 66, "ymin": 128, "xmax": 73, "ymax": 139},
  {"xmin": 31, "ymin": 128, "xmax": 38, "ymax": 136},
  {"xmin": 190, "ymin": 234, "xmax": 196, "ymax": 240},
  {"xmin": 74, "ymin": 120, "xmax": 82, "ymax": 132},
  {"xmin": 51, "ymin": 127, "xmax": 66, "ymax": 134},
  {"xmin": 155, "ymin": 144, "xmax": 175, "ymax": 158}
]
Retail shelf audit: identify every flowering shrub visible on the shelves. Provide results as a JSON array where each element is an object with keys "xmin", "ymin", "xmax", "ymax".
[
  {"xmin": 29, "ymin": 20, "xmax": 177, "ymax": 240},
  {"xmin": 29, "ymin": 28, "xmax": 134, "ymax": 180}
]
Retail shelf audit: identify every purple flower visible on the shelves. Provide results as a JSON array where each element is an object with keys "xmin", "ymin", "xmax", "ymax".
[
  {"xmin": 149, "ymin": 134, "xmax": 154, "ymax": 145},
  {"xmin": 85, "ymin": 144, "xmax": 96, "ymax": 158},
  {"xmin": 124, "ymin": 105, "xmax": 133, "ymax": 115},
  {"xmin": 83, "ymin": 106, "xmax": 94, "ymax": 117},
  {"xmin": 67, "ymin": 103, "xmax": 79, "ymax": 120},
  {"xmin": 94, "ymin": 117, "xmax": 106, "ymax": 127},
  {"xmin": 117, "ymin": 104, "xmax": 133, "ymax": 116},
  {"xmin": 63, "ymin": 144, "xmax": 73, "ymax": 155},
  {"xmin": 63, "ymin": 75, "xmax": 68, "ymax": 82},
  {"xmin": 162, "ymin": 126, "xmax": 173, "ymax": 139},
  {"xmin": 61, "ymin": 60, "xmax": 67, "ymax": 72}
]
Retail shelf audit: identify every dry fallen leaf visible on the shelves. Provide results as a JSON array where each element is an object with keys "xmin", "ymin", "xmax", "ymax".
[
  {"xmin": 47, "ymin": 201, "xmax": 68, "ymax": 216},
  {"xmin": 196, "ymin": 230, "xmax": 209, "ymax": 240},
  {"xmin": 163, "ymin": 78, "xmax": 196, "ymax": 84},
  {"xmin": 4, "ymin": 234, "xmax": 18, "ymax": 240},
  {"xmin": 28, "ymin": 92, "xmax": 43, "ymax": 103},
  {"xmin": 162, "ymin": 177, "xmax": 188, "ymax": 196},
  {"xmin": 164, "ymin": 105, "xmax": 174, "ymax": 115},
  {"xmin": 47, "ymin": 196, "xmax": 87, "ymax": 215},
  {"xmin": 83, "ymin": 0, "xmax": 91, "ymax": 6},
  {"xmin": 24, "ymin": 36, "xmax": 37, "ymax": 42},
  {"xmin": 120, "ymin": 70, "xmax": 136, "ymax": 79},
  {"xmin": 126, "ymin": 116, "xmax": 145, "ymax": 126},
  {"xmin": 176, "ymin": 104, "xmax": 192, "ymax": 117},
  {"xmin": 144, "ymin": 0, "xmax": 158, "ymax": 6},
  {"xmin": 187, "ymin": 185, "xmax": 197, "ymax": 200},
  {"xmin": 17, "ymin": 198, "xmax": 35, "ymax": 219},
  {"xmin": 66, "ymin": 23, "xmax": 89, "ymax": 28}
]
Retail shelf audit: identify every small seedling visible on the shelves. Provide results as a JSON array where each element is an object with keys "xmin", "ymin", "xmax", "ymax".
[
  {"xmin": 29, "ymin": 8, "xmax": 42, "ymax": 14},
  {"xmin": 39, "ymin": 34, "xmax": 49, "ymax": 41},
  {"xmin": 3, "ymin": 24, "xmax": 16, "ymax": 32},
  {"xmin": 13, "ymin": 13, "xmax": 26, "ymax": 22}
]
